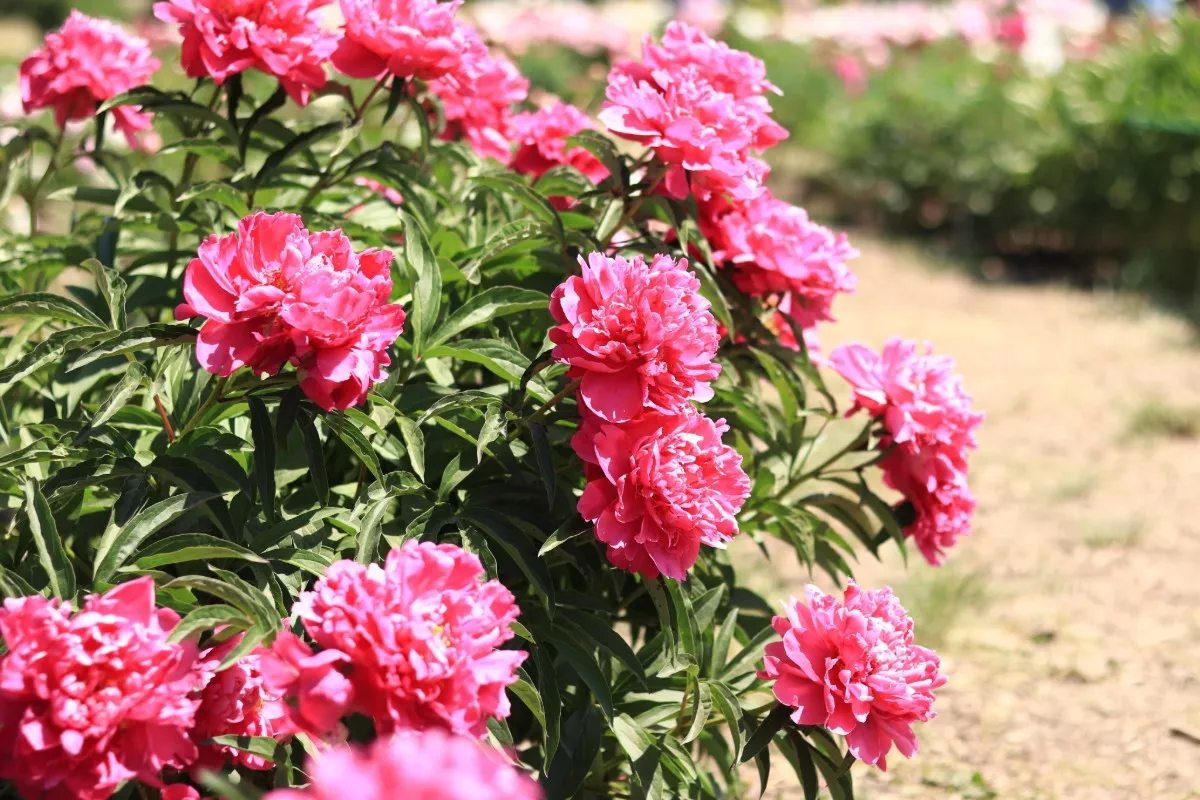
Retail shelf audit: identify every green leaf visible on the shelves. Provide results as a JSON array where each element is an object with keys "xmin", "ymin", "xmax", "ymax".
[
  {"xmin": 508, "ymin": 671, "xmax": 546, "ymax": 730},
  {"xmin": 666, "ymin": 580, "xmax": 701, "ymax": 663},
  {"xmin": 207, "ymin": 735, "xmax": 283, "ymax": 763},
  {"xmin": 682, "ymin": 676, "xmax": 712, "ymax": 744},
  {"xmin": 710, "ymin": 607, "xmax": 739, "ymax": 675},
  {"xmin": 402, "ymin": 212, "xmax": 441, "ymax": 358},
  {"xmin": 256, "ymin": 121, "xmax": 345, "ymax": 188},
  {"xmin": 784, "ymin": 730, "xmax": 821, "ymax": 800},
  {"xmin": 247, "ymin": 397, "xmax": 277, "ymax": 525},
  {"xmin": 709, "ymin": 681, "xmax": 745, "ymax": 762},
  {"xmin": 239, "ymin": 85, "xmax": 287, "ymax": 161},
  {"xmin": 328, "ymin": 413, "xmax": 383, "ymax": 481},
  {"xmin": 612, "ymin": 713, "xmax": 654, "ymax": 762},
  {"xmin": 537, "ymin": 517, "xmax": 590, "ymax": 557},
  {"xmin": 94, "ymin": 492, "xmax": 219, "ymax": 581},
  {"xmin": 0, "ymin": 564, "xmax": 38, "ymax": 599},
  {"xmin": 83, "ymin": 361, "xmax": 146, "ymax": 434},
  {"xmin": 741, "ymin": 704, "xmax": 792, "ymax": 764},
  {"xmin": 560, "ymin": 613, "xmax": 647, "ymax": 686},
  {"xmin": 424, "ymin": 339, "xmax": 529, "ymax": 384},
  {"xmin": 355, "ymin": 494, "xmax": 393, "ymax": 565},
  {"xmin": 24, "ymin": 479, "xmax": 75, "ymax": 598},
  {"xmin": 566, "ymin": 130, "xmax": 628, "ymax": 189},
  {"xmin": 429, "ymin": 286, "xmax": 548, "ymax": 347},
  {"xmin": 0, "ymin": 292, "xmax": 106, "ymax": 327},
  {"xmin": 296, "ymin": 412, "xmax": 330, "ymax": 505},
  {"xmin": 534, "ymin": 649, "xmax": 561, "ymax": 768},
  {"xmin": 167, "ymin": 570, "xmax": 277, "ymax": 632},
  {"xmin": 84, "ymin": 258, "xmax": 126, "ymax": 329},
  {"xmin": 595, "ymin": 196, "xmax": 625, "ymax": 243},
  {"xmin": 461, "ymin": 509, "xmax": 556, "ymax": 609},
  {"xmin": 0, "ymin": 326, "xmax": 106, "ymax": 385},
  {"xmin": 178, "ymin": 182, "xmax": 251, "ymax": 217},
  {"xmin": 396, "ymin": 415, "xmax": 425, "ymax": 482},
  {"xmin": 134, "ymin": 533, "xmax": 267, "ymax": 569},
  {"xmin": 550, "ymin": 631, "xmax": 614, "ymax": 720},
  {"xmin": 529, "ymin": 422, "xmax": 555, "ymax": 509},
  {"xmin": 67, "ymin": 324, "xmax": 197, "ymax": 371},
  {"xmin": 198, "ymin": 768, "xmax": 262, "ymax": 800},
  {"xmin": 471, "ymin": 174, "xmax": 565, "ymax": 242}
]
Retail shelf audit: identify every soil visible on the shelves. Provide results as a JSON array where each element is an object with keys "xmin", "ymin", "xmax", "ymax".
[{"xmin": 740, "ymin": 235, "xmax": 1200, "ymax": 800}]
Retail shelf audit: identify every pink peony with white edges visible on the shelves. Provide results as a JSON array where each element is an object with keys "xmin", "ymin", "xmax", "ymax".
[
  {"xmin": 154, "ymin": 0, "xmax": 338, "ymax": 106},
  {"xmin": 285, "ymin": 540, "xmax": 526, "ymax": 739},
  {"xmin": 175, "ymin": 211, "xmax": 406, "ymax": 411},
  {"xmin": 759, "ymin": 582, "xmax": 946, "ymax": 770},
  {"xmin": 829, "ymin": 339, "xmax": 983, "ymax": 564},
  {"xmin": 0, "ymin": 578, "xmax": 200, "ymax": 800},
  {"xmin": 550, "ymin": 252, "xmax": 720, "ymax": 424},
  {"xmin": 19, "ymin": 11, "xmax": 161, "ymax": 147},
  {"xmin": 263, "ymin": 729, "xmax": 542, "ymax": 800},
  {"xmin": 332, "ymin": 0, "xmax": 467, "ymax": 82},
  {"xmin": 573, "ymin": 407, "xmax": 751, "ymax": 580}
]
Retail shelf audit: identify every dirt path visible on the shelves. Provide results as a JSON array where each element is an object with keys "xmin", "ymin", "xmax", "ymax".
[{"xmin": 743, "ymin": 235, "xmax": 1200, "ymax": 800}]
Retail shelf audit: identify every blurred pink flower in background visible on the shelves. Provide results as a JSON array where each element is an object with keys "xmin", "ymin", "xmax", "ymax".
[
  {"xmin": 833, "ymin": 53, "xmax": 869, "ymax": 95},
  {"xmin": 573, "ymin": 407, "xmax": 751, "ymax": 580},
  {"xmin": 263, "ymin": 729, "xmax": 542, "ymax": 800},
  {"xmin": 511, "ymin": 101, "xmax": 608, "ymax": 185},
  {"xmin": 333, "ymin": 0, "xmax": 466, "ymax": 82},
  {"xmin": 20, "ymin": 11, "xmax": 161, "ymax": 147},
  {"xmin": 829, "ymin": 338, "xmax": 983, "ymax": 564},
  {"xmin": 0, "ymin": 579, "xmax": 200, "ymax": 800},
  {"xmin": 760, "ymin": 582, "xmax": 946, "ymax": 770},
  {"xmin": 469, "ymin": 1, "xmax": 631, "ymax": 57},
  {"xmin": 550, "ymin": 252, "xmax": 721, "ymax": 423},
  {"xmin": 289, "ymin": 541, "xmax": 526, "ymax": 739},
  {"xmin": 175, "ymin": 211, "xmax": 406, "ymax": 411},
  {"xmin": 154, "ymin": 0, "xmax": 338, "ymax": 106}
]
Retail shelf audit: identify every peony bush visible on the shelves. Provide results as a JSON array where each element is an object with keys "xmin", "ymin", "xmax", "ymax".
[{"xmin": 0, "ymin": 5, "xmax": 981, "ymax": 799}]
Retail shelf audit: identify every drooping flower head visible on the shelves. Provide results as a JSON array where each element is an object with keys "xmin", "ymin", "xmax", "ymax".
[
  {"xmin": 510, "ymin": 101, "xmax": 608, "ymax": 185},
  {"xmin": 706, "ymin": 190, "xmax": 858, "ymax": 329},
  {"xmin": 19, "ymin": 11, "xmax": 161, "ymax": 147},
  {"xmin": 427, "ymin": 25, "xmax": 528, "ymax": 162},
  {"xmin": 280, "ymin": 540, "xmax": 525, "ymax": 739},
  {"xmin": 175, "ymin": 211, "xmax": 406, "ymax": 411},
  {"xmin": 0, "ymin": 579, "xmax": 200, "ymax": 800},
  {"xmin": 550, "ymin": 252, "xmax": 721, "ymax": 423},
  {"xmin": 599, "ymin": 21, "xmax": 784, "ymax": 201},
  {"xmin": 332, "ymin": 0, "xmax": 466, "ymax": 82},
  {"xmin": 574, "ymin": 407, "xmax": 751, "ymax": 580},
  {"xmin": 759, "ymin": 583, "xmax": 946, "ymax": 770},
  {"xmin": 154, "ymin": 0, "xmax": 338, "ymax": 106},
  {"xmin": 263, "ymin": 730, "xmax": 542, "ymax": 800},
  {"xmin": 828, "ymin": 339, "xmax": 983, "ymax": 564},
  {"xmin": 191, "ymin": 633, "xmax": 288, "ymax": 773}
]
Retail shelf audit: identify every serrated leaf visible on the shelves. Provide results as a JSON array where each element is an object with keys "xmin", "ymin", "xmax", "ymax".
[
  {"xmin": 94, "ymin": 492, "xmax": 219, "ymax": 581},
  {"xmin": 24, "ymin": 479, "xmax": 75, "ymax": 598}
]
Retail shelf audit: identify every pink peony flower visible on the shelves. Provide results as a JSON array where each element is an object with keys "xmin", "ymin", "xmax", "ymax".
[
  {"xmin": 510, "ymin": 101, "xmax": 608, "ymax": 185},
  {"xmin": 175, "ymin": 211, "xmax": 406, "ymax": 411},
  {"xmin": 354, "ymin": 176, "xmax": 404, "ymax": 206},
  {"xmin": 154, "ymin": 0, "xmax": 338, "ymax": 106},
  {"xmin": 332, "ymin": 0, "xmax": 466, "ymax": 82},
  {"xmin": 262, "ymin": 729, "xmax": 542, "ymax": 800},
  {"xmin": 0, "ymin": 578, "xmax": 200, "ymax": 800},
  {"xmin": 599, "ymin": 22, "xmax": 784, "ymax": 201},
  {"xmin": 287, "ymin": 540, "xmax": 526, "ymax": 739},
  {"xmin": 19, "ymin": 11, "xmax": 161, "ymax": 147},
  {"xmin": 260, "ymin": 631, "xmax": 354, "ymax": 740},
  {"xmin": 427, "ymin": 26, "xmax": 528, "ymax": 162},
  {"xmin": 550, "ymin": 252, "xmax": 721, "ymax": 423},
  {"xmin": 191, "ymin": 633, "xmax": 288, "ymax": 772},
  {"xmin": 833, "ymin": 54, "xmax": 869, "ymax": 96},
  {"xmin": 162, "ymin": 786, "xmax": 201, "ymax": 800},
  {"xmin": 705, "ymin": 189, "xmax": 858, "ymax": 329},
  {"xmin": 760, "ymin": 583, "xmax": 946, "ymax": 770},
  {"xmin": 573, "ymin": 407, "xmax": 751, "ymax": 580},
  {"xmin": 828, "ymin": 339, "xmax": 983, "ymax": 564}
]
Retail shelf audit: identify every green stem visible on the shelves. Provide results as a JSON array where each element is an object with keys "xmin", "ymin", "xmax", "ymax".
[
  {"xmin": 178, "ymin": 375, "xmax": 229, "ymax": 438},
  {"xmin": 354, "ymin": 76, "xmax": 389, "ymax": 123},
  {"xmin": 27, "ymin": 127, "xmax": 67, "ymax": 236},
  {"xmin": 298, "ymin": 77, "xmax": 389, "ymax": 210},
  {"xmin": 603, "ymin": 164, "xmax": 668, "ymax": 249}
]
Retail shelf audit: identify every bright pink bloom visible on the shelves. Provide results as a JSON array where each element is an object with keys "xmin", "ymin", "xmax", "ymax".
[
  {"xmin": 600, "ymin": 22, "xmax": 784, "ymax": 201},
  {"xmin": 263, "ymin": 730, "xmax": 541, "ymax": 800},
  {"xmin": 574, "ymin": 407, "xmax": 750, "ymax": 580},
  {"xmin": 175, "ymin": 212, "xmax": 406, "ymax": 411},
  {"xmin": 511, "ymin": 102, "xmax": 608, "ymax": 185},
  {"xmin": 260, "ymin": 631, "xmax": 354, "ymax": 740},
  {"xmin": 288, "ymin": 541, "xmax": 525, "ymax": 739},
  {"xmin": 427, "ymin": 26, "xmax": 528, "ymax": 162},
  {"xmin": 19, "ymin": 11, "xmax": 161, "ymax": 147},
  {"xmin": 993, "ymin": 11, "xmax": 1028, "ymax": 50},
  {"xmin": 332, "ymin": 0, "xmax": 465, "ymax": 81},
  {"xmin": 550, "ymin": 252, "xmax": 720, "ymax": 423},
  {"xmin": 191, "ymin": 633, "xmax": 287, "ymax": 772},
  {"xmin": 154, "ymin": 0, "xmax": 337, "ymax": 106},
  {"xmin": 706, "ymin": 190, "xmax": 858, "ymax": 329},
  {"xmin": 162, "ymin": 786, "xmax": 201, "ymax": 800},
  {"xmin": 0, "ymin": 579, "xmax": 200, "ymax": 800},
  {"xmin": 760, "ymin": 583, "xmax": 945, "ymax": 770},
  {"xmin": 828, "ymin": 339, "xmax": 983, "ymax": 564}
]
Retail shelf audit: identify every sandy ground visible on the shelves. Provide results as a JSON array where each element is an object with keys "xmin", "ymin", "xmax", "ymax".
[{"xmin": 740, "ymin": 235, "xmax": 1200, "ymax": 800}]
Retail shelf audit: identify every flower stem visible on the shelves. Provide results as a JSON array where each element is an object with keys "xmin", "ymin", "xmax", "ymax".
[{"xmin": 178, "ymin": 375, "xmax": 229, "ymax": 439}]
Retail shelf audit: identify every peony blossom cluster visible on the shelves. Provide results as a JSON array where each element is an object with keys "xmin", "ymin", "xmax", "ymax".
[
  {"xmin": 553, "ymin": 252, "xmax": 750, "ymax": 579},
  {"xmin": 0, "ymin": 580, "xmax": 198, "ymax": 800},
  {"xmin": 759, "ymin": 582, "xmax": 946, "ymax": 770},
  {"xmin": 263, "ymin": 540, "xmax": 526, "ymax": 740},
  {"xmin": 333, "ymin": 0, "xmax": 467, "ymax": 82},
  {"xmin": 600, "ymin": 21, "xmax": 786, "ymax": 201},
  {"xmin": 829, "ymin": 339, "xmax": 983, "ymax": 565},
  {"xmin": 263, "ymin": 729, "xmax": 542, "ymax": 800},
  {"xmin": 703, "ymin": 189, "xmax": 859, "ymax": 345},
  {"xmin": 426, "ymin": 27, "xmax": 529, "ymax": 162},
  {"xmin": 176, "ymin": 211, "xmax": 406, "ymax": 411},
  {"xmin": 510, "ymin": 101, "xmax": 608, "ymax": 186},
  {"xmin": 154, "ymin": 0, "xmax": 338, "ymax": 106},
  {"xmin": 19, "ymin": 11, "xmax": 161, "ymax": 147}
]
